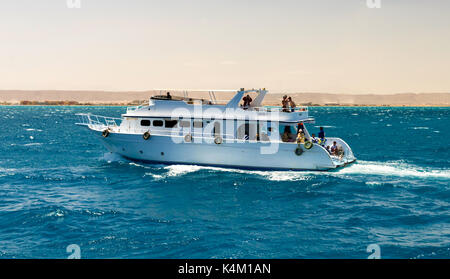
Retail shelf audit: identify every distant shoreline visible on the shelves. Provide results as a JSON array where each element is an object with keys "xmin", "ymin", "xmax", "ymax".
[
  {"xmin": 0, "ymin": 102, "xmax": 448, "ymax": 107},
  {"xmin": 1, "ymin": 90, "xmax": 449, "ymax": 107}
]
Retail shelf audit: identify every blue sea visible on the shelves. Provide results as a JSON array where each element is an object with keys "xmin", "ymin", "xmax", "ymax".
[{"xmin": 0, "ymin": 106, "xmax": 449, "ymax": 259}]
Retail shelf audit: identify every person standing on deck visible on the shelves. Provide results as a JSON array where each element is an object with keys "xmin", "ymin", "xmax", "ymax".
[
  {"xmin": 281, "ymin": 95, "xmax": 289, "ymax": 112},
  {"xmin": 288, "ymin": 97, "xmax": 296, "ymax": 112},
  {"xmin": 318, "ymin": 127, "xmax": 325, "ymax": 143}
]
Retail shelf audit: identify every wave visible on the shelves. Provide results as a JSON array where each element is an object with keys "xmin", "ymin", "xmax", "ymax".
[
  {"xmin": 411, "ymin": 127, "xmax": 430, "ymax": 130},
  {"xmin": 98, "ymin": 152, "xmax": 450, "ymax": 181},
  {"xmin": 337, "ymin": 161, "xmax": 450, "ymax": 179},
  {"xmin": 137, "ymin": 161, "xmax": 450, "ymax": 182},
  {"xmin": 23, "ymin": 143, "xmax": 43, "ymax": 147},
  {"xmin": 101, "ymin": 152, "xmax": 126, "ymax": 163}
]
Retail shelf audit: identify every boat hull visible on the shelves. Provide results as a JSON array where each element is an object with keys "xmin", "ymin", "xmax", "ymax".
[{"xmin": 96, "ymin": 131, "xmax": 353, "ymax": 171}]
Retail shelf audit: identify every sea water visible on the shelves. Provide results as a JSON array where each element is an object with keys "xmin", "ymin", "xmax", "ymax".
[{"xmin": 0, "ymin": 106, "xmax": 449, "ymax": 259}]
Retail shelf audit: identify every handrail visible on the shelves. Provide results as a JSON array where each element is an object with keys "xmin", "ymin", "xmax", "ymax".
[
  {"xmin": 126, "ymin": 101, "xmax": 149, "ymax": 113},
  {"xmin": 75, "ymin": 113, "xmax": 122, "ymax": 129},
  {"xmin": 256, "ymin": 106, "xmax": 308, "ymax": 112}
]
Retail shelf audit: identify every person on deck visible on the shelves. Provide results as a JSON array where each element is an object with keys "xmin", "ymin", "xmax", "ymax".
[
  {"xmin": 330, "ymin": 141, "xmax": 338, "ymax": 155},
  {"xmin": 311, "ymin": 133, "xmax": 319, "ymax": 144},
  {"xmin": 297, "ymin": 122, "xmax": 305, "ymax": 135},
  {"xmin": 282, "ymin": 126, "xmax": 295, "ymax": 142},
  {"xmin": 281, "ymin": 95, "xmax": 289, "ymax": 112},
  {"xmin": 318, "ymin": 127, "xmax": 325, "ymax": 143},
  {"xmin": 243, "ymin": 95, "xmax": 252, "ymax": 109},
  {"xmin": 296, "ymin": 132, "xmax": 306, "ymax": 144},
  {"xmin": 166, "ymin": 92, "xmax": 172, "ymax": 100},
  {"xmin": 288, "ymin": 97, "xmax": 296, "ymax": 112}
]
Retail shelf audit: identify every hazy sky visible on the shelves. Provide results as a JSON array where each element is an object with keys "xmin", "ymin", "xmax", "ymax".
[{"xmin": 1, "ymin": 0, "xmax": 449, "ymax": 93}]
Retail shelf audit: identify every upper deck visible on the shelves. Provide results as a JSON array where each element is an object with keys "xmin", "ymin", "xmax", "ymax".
[{"xmin": 123, "ymin": 89, "xmax": 314, "ymax": 123}]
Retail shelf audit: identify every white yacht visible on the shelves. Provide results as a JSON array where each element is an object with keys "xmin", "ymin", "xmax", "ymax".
[{"xmin": 76, "ymin": 89, "xmax": 356, "ymax": 171}]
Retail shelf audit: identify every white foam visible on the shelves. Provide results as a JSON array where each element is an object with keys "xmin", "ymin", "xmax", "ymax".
[
  {"xmin": 148, "ymin": 164, "xmax": 312, "ymax": 181},
  {"xmin": 164, "ymin": 165, "xmax": 204, "ymax": 177},
  {"xmin": 162, "ymin": 161, "xmax": 450, "ymax": 181},
  {"xmin": 254, "ymin": 171, "xmax": 312, "ymax": 181},
  {"xmin": 23, "ymin": 143, "xmax": 42, "ymax": 147},
  {"xmin": 128, "ymin": 162, "xmax": 153, "ymax": 169},
  {"xmin": 336, "ymin": 161, "xmax": 450, "ymax": 179},
  {"xmin": 102, "ymin": 152, "xmax": 126, "ymax": 163},
  {"xmin": 103, "ymin": 154, "xmax": 450, "ymax": 182},
  {"xmin": 365, "ymin": 181, "xmax": 383, "ymax": 186}
]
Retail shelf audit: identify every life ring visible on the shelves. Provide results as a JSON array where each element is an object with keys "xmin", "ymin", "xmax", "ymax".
[
  {"xmin": 184, "ymin": 134, "xmax": 192, "ymax": 143},
  {"xmin": 214, "ymin": 136, "xmax": 223, "ymax": 145},
  {"xmin": 143, "ymin": 131, "xmax": 151, "ymax": 140},
  {"xmin": 102, "ymin": 129, "xmax": 110, "ymax": 138},
  {"xmin": 304, "ymin": 141, "xmax": 313, "ymax": 150},
  {"xmin": 295, "ymin": 146, "xmax": 303, "ymax": 156}
]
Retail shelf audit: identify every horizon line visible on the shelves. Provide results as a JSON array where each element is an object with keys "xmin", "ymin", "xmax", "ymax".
[{"xmin": 1, "ymin": 89, "xmax": 449, "ymax": 95}]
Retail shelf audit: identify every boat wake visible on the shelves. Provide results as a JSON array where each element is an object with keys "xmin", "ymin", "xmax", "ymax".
[
  {"xmin": 336, "ymin": 160, "xmax": 450, "ymax": 179},
  {"xmin": 100, "ymin": 153, "xmax": 450, "ymax": 182},
  {"xmin": 158, "ymin": 161, "xmax": 450, "ymax": 182}
]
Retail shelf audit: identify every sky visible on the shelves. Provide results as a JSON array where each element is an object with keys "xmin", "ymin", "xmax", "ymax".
[{"xmin": 1, "ymin": 0, "xmax": 449, "ymax": 94}]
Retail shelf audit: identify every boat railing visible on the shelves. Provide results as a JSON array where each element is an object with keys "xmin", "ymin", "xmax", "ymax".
[
  {"xmin": 251, "ymin": 106, "xmax": 309, "ymax": 113},
  {"xmin": 127, "ymin": 102, "xmax": 148, "ymax": 113},
  {"xmin": 75, "ymin": 113, "xmax": 122, "ymax": 130}
]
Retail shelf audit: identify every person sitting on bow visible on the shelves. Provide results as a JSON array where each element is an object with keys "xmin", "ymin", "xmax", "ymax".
[{"xmin": 296, "ymin": 132, "xmax": 306, "ymax": 144}]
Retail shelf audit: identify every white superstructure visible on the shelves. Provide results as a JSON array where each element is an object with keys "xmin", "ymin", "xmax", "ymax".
[{"xmin": 76, "ymin": 88, "xmax": 356, "ymax": 171}]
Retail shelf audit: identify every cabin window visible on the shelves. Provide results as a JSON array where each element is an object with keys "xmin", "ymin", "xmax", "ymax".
[
  {"xmin": 280, "ymin": 125, "xmax": 296, "ymax": 142},
  {"xmin": 179, "ymin": 120, "xmax": 191, "ymax": 128},
  {"xmin": 153, "ymin": 120, "xmax": 164, "ymax": 127},
  {"xmin": 260, "ymin": 121, "xmax": 272, "ymax": 137},
  {"xmin": 165, "ymin": 120, "xmax": 178, "ymax": 128},
  {"xmin": 193, "ymin": 121, "xmax": 203, "ymax": 128},
  {"xmin": 237, "ymin": 122, "xmax": 257, "ymax": 140},
  {"xmin": 213, "ymin": 122, "xmax": 221, "ymax": 136},
  {"xmin": 140, "ymin": 120, "xmax": 151, "ymax": 127}
]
